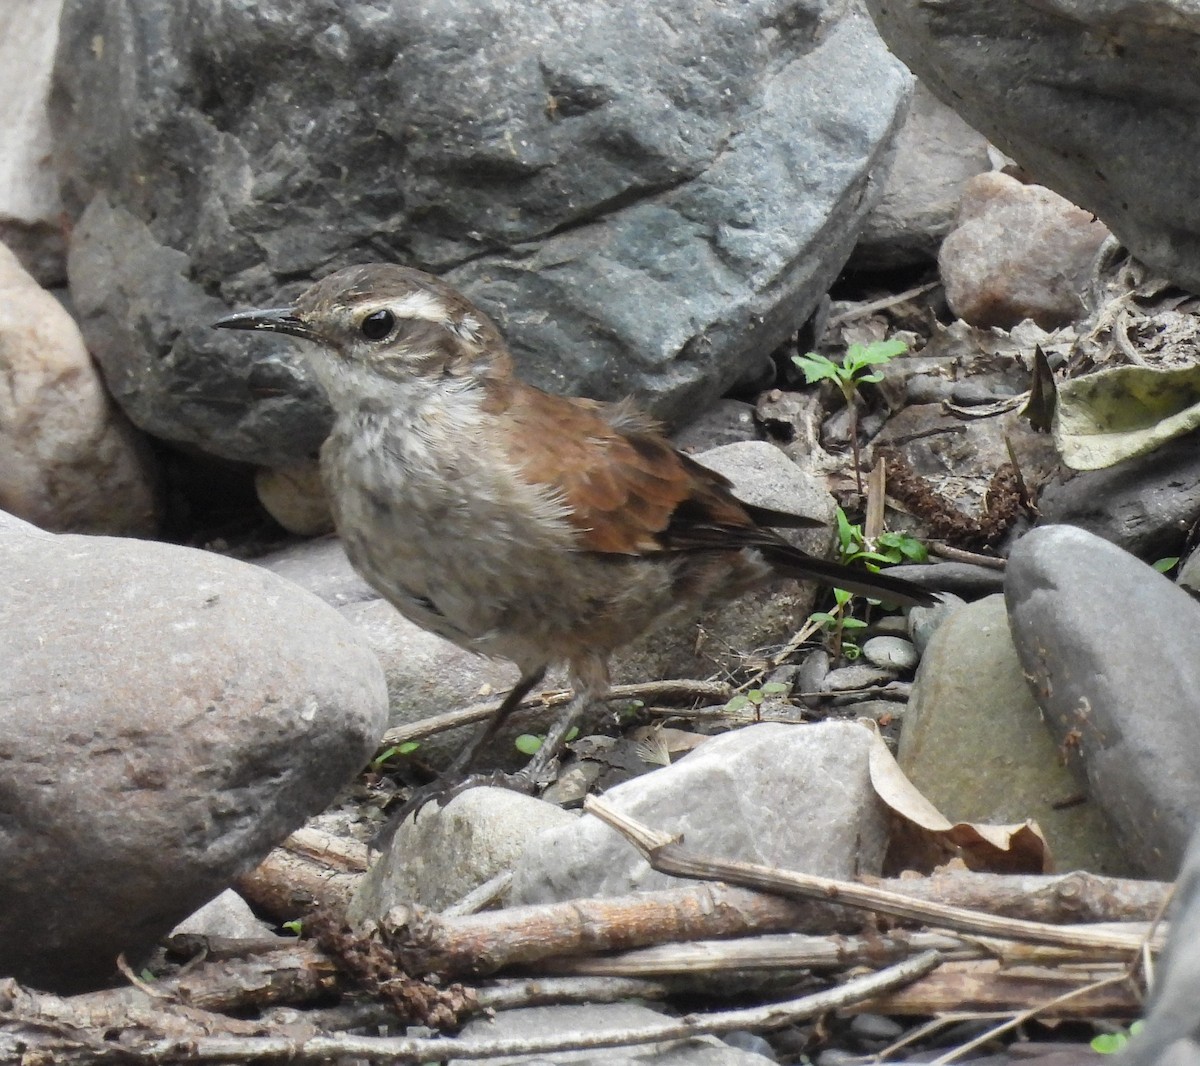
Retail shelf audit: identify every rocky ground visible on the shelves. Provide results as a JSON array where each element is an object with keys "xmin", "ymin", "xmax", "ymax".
[{"xmin": 5, "ymin": 1, "xmax": 1200, "ymax": 1064}]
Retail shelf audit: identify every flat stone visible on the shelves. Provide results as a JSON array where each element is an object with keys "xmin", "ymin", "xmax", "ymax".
[{"xmin": 511, "ymin": 721, "xmax": 889, "ymax": 904}]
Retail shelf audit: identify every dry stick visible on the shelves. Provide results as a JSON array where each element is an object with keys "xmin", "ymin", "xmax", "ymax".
[
  {"xmin": 32, "ymin": 952, "xmax": 940, "ymax": 1065},
  {"xmin": 377, "ymin": 679, "xmax": 735, "ymax": 748},
  {"xmin": 926, "ymin": 884, "xmax": 1173, "ymax": 1064},
  {"xmin": 825, "ymin": 281, "xmax": 942, "ymax": 328},
  {"xmin": 927, "ymin": 543, "xmax": 1007, "ymax": 570},
  {"xmin": 582, "ymin": 796, "xmax": 1160, "ymax": 955}
]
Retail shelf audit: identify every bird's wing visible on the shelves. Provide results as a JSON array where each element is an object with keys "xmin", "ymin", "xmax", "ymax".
[{"xmin": 488, "ymin": 385, "xmax": 766, "ymax": 555}]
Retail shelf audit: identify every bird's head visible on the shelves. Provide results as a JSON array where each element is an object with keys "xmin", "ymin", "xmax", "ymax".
[{"xmin": 213, "ymin": 264, "xmax": 513, "ymax": 394}]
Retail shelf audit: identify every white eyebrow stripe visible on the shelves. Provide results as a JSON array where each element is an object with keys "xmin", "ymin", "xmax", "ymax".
[{"xmin": 388, "ymin": 290, "xmax": 450, "ymax": 321}]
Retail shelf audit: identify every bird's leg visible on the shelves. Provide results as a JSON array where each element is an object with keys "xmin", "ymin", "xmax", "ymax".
[
  {"xmin": 512, "ymin": 685, "xmax": 594, "ymax": 788},
  {"xmin": 374, "ymin": 668, "xmax": 546, "ymax": 842}
]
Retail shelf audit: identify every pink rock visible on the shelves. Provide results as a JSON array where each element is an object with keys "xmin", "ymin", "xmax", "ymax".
[
  {"xmin": 0, "ymin": 241, "xmax": 159, "ymax": 534},
  {"xmin": 939, "ymin": 171, "xmax": 1110, "ymax": 330}
]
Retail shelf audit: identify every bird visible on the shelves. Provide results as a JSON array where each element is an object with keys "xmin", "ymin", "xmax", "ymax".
[{"xmin": 214, "ymin": 264, "xmax": 937, "ymax": 829}]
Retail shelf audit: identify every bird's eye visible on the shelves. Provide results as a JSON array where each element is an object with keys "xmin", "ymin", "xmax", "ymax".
[{"xmin": 360, "ymin": 309, "xmax": 396, "ymax": 341}]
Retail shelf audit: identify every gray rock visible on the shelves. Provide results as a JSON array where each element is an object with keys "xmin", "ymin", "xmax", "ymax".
[
  {"xmin": 854, "ymin": 81, "xmax": 992, "ymax": 270},
  {"xmin": 865, "ymin": 0, "xmax": 1200, "ymax": 290},
  {"xmin": 349, "ymin": 788, "xmax": 576, "ymax": 920},
  {"xmin": 939, "ymin": 173, "xmax": 1110, "ymax": 330},
  {"xmin": 861, "ymin": 635, "xmax": 918, "ymax": 671},
  {"xmin": 0, "ymin": 0, "xmax": 66, "ymax": 285},
  {"xmin": 823, "ymin": 663, "xmax": 897, "ymax": 691},
  {"xmin": 1037, "ymin": 433, "xmax": 1200, "ymax": 560},
  {"xmin": 52, "ymin": 0, "xmax": 911, "ymax": 463},
  {"xmin": 449, "ymin": 1002, "xmax": 777, "ymax": 1065},
  {"xmin": 0, "ymin": 520, "xmax": 388, "ymax": 992},
  {"xmin": 511, "ymin": 722, "xmax": 889, "ymax": 904},
  {"xmin": 170, "ymin": 889, "xmax": 275, "ymax": 940},
  {"xmin": 1117, "ymin": 831, "xmax": 1200, "ymax": 1066},
  {"xmin": 901, "ymin": 595, "xmax": 1128, "ymax": 875},
  {"xmin": 1005, "ymin": 526, "xmax": 1200, "ymax": 878}
]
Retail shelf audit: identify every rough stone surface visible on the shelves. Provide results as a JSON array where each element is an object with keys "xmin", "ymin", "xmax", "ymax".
[
  {"xmin": 939, "ymin": 172, "xmax": 1110, "ymax": 330},
  {"xmin": 51, "ymin": 0, "xmax": 911, "ymax": 464},
  {"xmin": 901, "ymin": 595, "xmax": 1128, "ymax": 875},
  {"xmin": 854, "ymin": 81, "xmax": 992, "ymax": 270},
  {"xmin": 1118, "ymin": 830, "xmax": 1200, "ymax": 1066},
  {"xmin": 1037, "ymin": 431, "xmax": 1200, "ymax": 560},
  {"xmin": 450, "ymin": 1002, "xmax": 777, "ymax": 1066},
  {"xmin": 1006, "ymin": 525, "xmax": 1200, "ymax": 878},
  {"xmin": 0, "ymin": 520, "xmax": 388, "ymax": 992},
  {"xmin": 865, "ymin": 0, "xmax": 1200, "ymax": 290},
  {"xmin": 0, "ymin": 0, "xmax": 66, "ymax": 284},
  {"xmin": 349, "ymin": 788, "xmax": 576, "ymax": 920},
  {"xmin": 510, "ymin": 721, "xmax": 888, "ymax": 904},
  {"xmin": 171, "ymin": 889, "xmax": 274, "ymax": 940},
  {"xmin": 0, "ymin": 241, "xmax": 159, "ymax": 534}
]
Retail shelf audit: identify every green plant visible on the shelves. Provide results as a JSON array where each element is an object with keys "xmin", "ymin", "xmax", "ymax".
[
  {"xmin": 833, "ymin": 507, "xmax": 928, "ymax": 570},
  {"xmin": 282, "ymin": 919, "xmax": 303, "ymax": 936},
  {"xmin": 724, "ymin": 681, "xmax": 790, "ymax": 715},
  {"xmin": 515, "ymin": 727, "xmax": 580, "ymax": 756},
  {"xmin": 1091, "ymin": 1020, "xmax": 1143, "ymax": 1054},
  {"xmin": 1153, "ymin": 556, "xmax": 1180, "ymax": 574},
  {"xmin": 793, "ymin": 338, "xmax": 907, "ymax": 495},
  {"xmin": 807, "ymin": 510, "xmax": 927, "ymax": 658},
  {"xmin": 370, "ymin": 741, "xmax": 421, "ymax": 773}
]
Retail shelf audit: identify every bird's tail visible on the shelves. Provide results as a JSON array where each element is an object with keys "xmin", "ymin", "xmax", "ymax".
[{"xmin": 758, "ymin": 543, "xmax": 938, "ymax": 608}]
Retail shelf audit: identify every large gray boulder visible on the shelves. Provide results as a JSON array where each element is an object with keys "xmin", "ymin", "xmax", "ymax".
[
  {"xmin": 51, "ymin": 0, "xmax": 912, "ymax": 465},
  {"xmin": 865, "ymin": 0, "xmax": 1200, "ymax": 290},
  {"xmin": 0, "ymin": 513, "xmax": 388, "ymax": 992}
]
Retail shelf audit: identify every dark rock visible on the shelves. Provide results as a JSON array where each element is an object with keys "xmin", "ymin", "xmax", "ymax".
[
  {"xmin": 864, "ymin": 0, "xmax": 1200, "ymax": 290},
  {"xmin": 1036, "ymin": 431, "xmax": 1200, "ymax": 560},
  {"xmin": 1005, "ymin": 525, "xmax": 1200, "ymax": 878},
  {"xmin": 51, "ymin": 0, "xmax": 911, "ymax": 463},
  {"xmin": 0, "ymin": 518, "xmax": 387, "ymax": 992},
  {"xmin": 853, "ymin": 81, "xmax": 992, "ymax": 270}
]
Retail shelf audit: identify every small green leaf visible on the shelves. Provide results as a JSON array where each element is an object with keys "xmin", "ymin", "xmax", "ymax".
[
  {"xmin": 792, "ymin": 353, "xmax": 843, "ymax": 385},
  {"xmin": 841, "ymin": 617, "xmax": 868, "ymax": 630},
  {"xmin": 842, "ymin": 642, "xmax": 861, "ymax": 660},
  {"xmin": 514, "ymin": 734, "xmax": 543, "ymax": 755},
  {"xmin": 725, "ymin": 694, "xmax": 753, "ymax": 712},
  {"xmin": 1153, "ymin": 556, "xmax": 1180, "ymax": 573},
  {"xmin": 746, "ymin": 689, "xmax": 764, "ymax": 705},
  {"xmin": 761, "ymin": 682, "xmax": 789, "ymax": 695},
  {"xmin": 1090, "ymin": 1033, "xmax": 1128, "ymax": 1054},
  {"xmin": 282, "ymin": 919, "xmax": 303, "ymax": 936},
  {"xmin": 139, "ymin": 968, "xmax": 157, "ymax": 982},
  {"xmin": 833, "ymin": 587, "xmax": 855, "ymax": 607}
]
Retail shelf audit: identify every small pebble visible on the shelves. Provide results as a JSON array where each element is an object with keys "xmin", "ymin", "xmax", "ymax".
[
  {"xmin": 824, "ymin": 663, "xmax": 897, "ymax": 691},
  {"xmin": 861, "ymin": 635, "xmax": 919, "ymax": 671},
  {"xmin": 849, "ymin": 1012, "xmax": 905, "ymax": 1044}
]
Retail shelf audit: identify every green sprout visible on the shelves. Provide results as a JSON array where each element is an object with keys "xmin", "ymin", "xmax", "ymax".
[
  {"xmin": 515, "ymin": 727, "xmax": 580, "ymax": 756},
  {"xmin": 370, "ymin": 741, "xmax": 421, "ymax": 773},
  {"xmin": 1091, "ymin": 1020, "xmax": 1143, "ymax": 1054},
  {"xmin": 793, "ymin": 338, "xmax": 907, "ymax": 496}
]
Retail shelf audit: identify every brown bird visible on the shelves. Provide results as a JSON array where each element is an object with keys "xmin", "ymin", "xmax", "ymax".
[{"xmin": 214, "ymin": 265, "xmax": 935, "ymax": 825}]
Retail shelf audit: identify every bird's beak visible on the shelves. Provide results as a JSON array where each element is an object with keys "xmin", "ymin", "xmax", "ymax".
[{"xmin": 212, "ymin": 306, "xmax": 319, "ymax": 341}]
